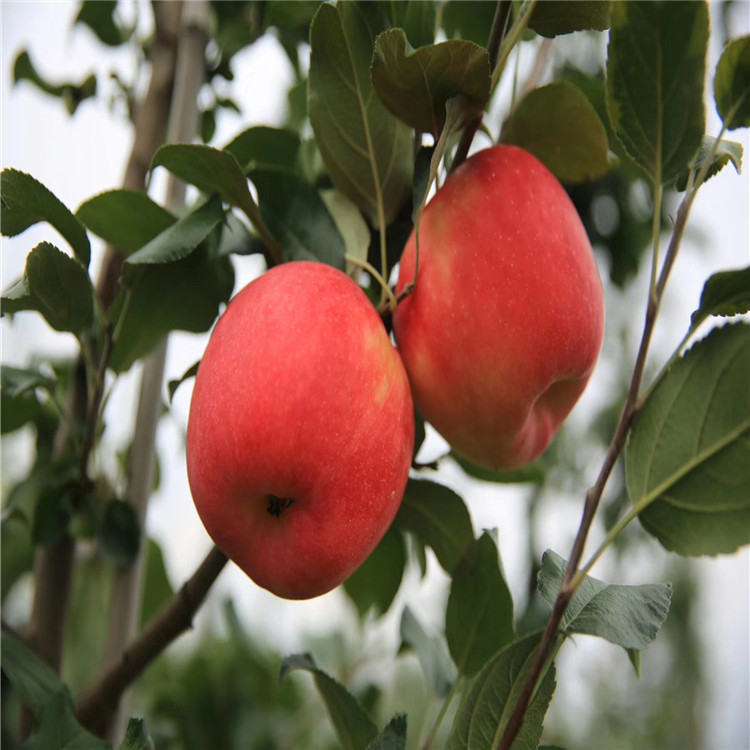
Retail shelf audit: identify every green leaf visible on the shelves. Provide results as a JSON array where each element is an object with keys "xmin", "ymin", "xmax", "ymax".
[
  {"xmin": 98, "ymin": 499, "xmax": 141, "ymax": 566},
  {"xmin": 109, "ymin": 245, "xmax": 234, "ymax": 373},
  {"xmin": 2, "ymin": 242, "xmax": 94, "ymax": 334},
  {"xmin": 12, "ymin": 49, "xmax": 97, "ymax": 115},
  {"xmin": 119, "ymin": 717, "xmax": 155, "ymax": 750},
  {"xmin": 379, "ymin": 1, "xmax": 436, "ymax": 47},
  {"xmin": 1, "ymin": 169, "xmax": 91, "ymax": 266},
  {"xmin": 447, "ymin": 632, "xmax": 556, "ymax": 750},
  {"xmin": 450, "ymin": 452, "xmax": 545, "ymax": 484},
  {"xmin": 76, "ymin": 189, "xmax": 176, "ymax": 254},
  {"xmin": 367, "ymin": 714, "xmax": 407, "ymax": 750},
  {"xmin": 399, "ymin": 606, "xmax": 456, "ymax": 697},
  {"xmin": 167, "ymin": 360, "xmax": 200, "ymax": 404},
  {"xmin": 249, "ymin": 167, "xmax": 346, "ymax": 269},
  {"xmin": 690, "ymin": 266, "xmax": 750, "ymax": 329},
  {"xmin": 714, "ymin": 35, "xmax": 750, "ymax": 130},
  {"xmin": 441, "ymin": 1, "xmax": 497, "ymax": 48},
  {"xmin": 344, "ymin": 525, "xmax": 406, "ymax": 618},
  {"xmin": 1, "ymin": 364, "xmax": 55, "ymax": 398},
  {"xmin": 500, "ymin": 81, "xmax": 610, "ymax": 183},
  {"xmin": 371, "ymin": 30, "xmax": 490, "ymax": 138},
  {"xmin": 223, "ymin": 126, "xmax": 301, "ymax": 173},
  {"xmin": 675, "ymin": 135, "xmax": 744, "ymax": 191},
  {"xmin": 320, "ymin": 188, "xmax": 372, "ymax": 275},
  {"xmin": 280, "ymin": 652, "xmax": 378, "ymax": 750},
  {"xmin": 606, "ymin": 1, "xmax": 708, "ymax": 184},
  {"xmin": 529, "ymin": 1, "xmax": 610, "ymax": 38},
  {"xmin": 1, "ymin": 632, "xmax": 110, "ymax": 750},
  {"xmin": 308, "ymin": 2, "xmax": 413, "ymax": 226},
  {"xmin": 394, "ymin": 478, "xmax": 474, "ymax": 575},
  {"xmin": 626, "ymin": 323, "xmax": 750, "ymax": 555},
  {"xmin": 538, "ymin": 550, "xmax": 672, "ymax": 654},
  {"xmin": 77, "ymin": 0, "xmax": 131, "ymax": 46},
  {"xmin": 446, "ymin": 531, "xmax": 515, "ymax": 677},
  {"xmin": 126, "ymin": 195, "xmax": 225, "ymax": 265},
  {"xmin": 140, "ymin": 538, "xmax": 174, "ymax": 627},
  {"xmin": 150, "ymin": 143, "xmax": 278, "ymax": 258}
]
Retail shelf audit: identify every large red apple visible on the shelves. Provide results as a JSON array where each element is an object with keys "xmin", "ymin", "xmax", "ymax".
[
  {"xmin": 393, "ymin": 145, "xmax": 604, "ymax": 470},
  {"xmin": 186, "ymin": 261, "xmax": 414, "ymax": 599}
]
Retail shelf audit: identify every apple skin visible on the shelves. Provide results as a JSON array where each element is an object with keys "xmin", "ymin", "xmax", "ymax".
[
  {"xmin": 186, "ymin": 261, "xmax": 414, "ymax": 600},
  {"xmin": 393, "ymin": 144, "xmax": 604, "ymax": 470}
]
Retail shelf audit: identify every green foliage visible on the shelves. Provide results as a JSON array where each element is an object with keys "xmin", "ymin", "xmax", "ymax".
[
  {"xmin": 606, "ymin": 1, "xmax": 709, "ymax": 184},
  {"xmin": 280, "ymin": 652, "xmax": 379, "ymax": 750},
  {"xmin": 714, "ymin": 34, "xmax": 750, "ymax": 129},
  {"xmin": 675, "ymin": 135, "xmax": 744, "ymax": 191},
  {"xmin": 447, "ymin": 632, "xmax": 557, "ymax": 750},
  {"xmin": 12, "ymin": 50, "xmax": 97, "ymax": 115},
  {"xmin": 528, "ymin": 1, "xmax": 611, "ymax": 38},
  {"xmin": 399, "ymin": 606, "xmax": 456, "ymax": 698},
  {"xmin": 248, "ymin": 167, "xmax": 346, "ymax": 267},
  {"xmin": 76, "ymin": 0, "xmax": 133, "ymax": 47},
  {"xmin": 344, "ymin": 525, "xmax": 406, "ymax": 618},
  {"xmin": 626, "ymin": 323, "xmax": 750, "ymax": 555},
  {"xmin": 77, "ymin": 190, "xmax": 176, "ymax": 255},
  {"xmin": 119, "ymin": 718, "xmax": 155, "ymax": 750},
  {"xmin": 690, "ymin": 266, "xmax": 750, "ymax": 327},
  {"xmin": 125, "ymin": 196, "xmax": 225, "ymax": 266},
  {"xmin": 394, "ymin": 479, "xmax": 474, "ymax": 575},
  {"xmin": 110, "ymin": 241, "xmax": 234, "ymax": 373},
  {"xmin": 1, "ymin": 168, "xmax": 91, "ymax": 266},
  {"xmin": 2, "ymin": 242, "xmax": 94, "ymax": 335},
  {"xmin": 1, "ymin": 632, "xmax": 111, "ymax": 749},
  {"xmin": 500, "ymin": 81, "xmax": 610, "ymax": 183},
  {"xmin": 446, "ymin": 532, "xmax": 515, "ymax": 677},
  {"xmin": 371, "ymin": 30, "xmax": 490, "ymax": 138},
  {"xmin": 308, "ymin": 2, "xmax": 413, "ymax": 227},
  {"xmin": 538, "ymin": 551, "xmax": 672, "ymax": 669}
]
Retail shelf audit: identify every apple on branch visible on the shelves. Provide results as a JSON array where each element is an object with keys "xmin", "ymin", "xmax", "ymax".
[
  {"xmin": 394, "ymin": 144, "xmax": 605, "ymax": 471},
  {"xmin": 187, "ymin": 261, "xmax": 414, "ymax": 600}
]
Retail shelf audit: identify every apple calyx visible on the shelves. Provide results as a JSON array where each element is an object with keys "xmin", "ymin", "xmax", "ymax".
[{"xmin": 266, "ymin": 495, "xmax": 295, "ymax": 518}]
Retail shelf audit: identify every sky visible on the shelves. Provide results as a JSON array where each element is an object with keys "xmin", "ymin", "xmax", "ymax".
[{"xmin": 2, "ymin": 1, "xmax": 749, "ymax": 747}]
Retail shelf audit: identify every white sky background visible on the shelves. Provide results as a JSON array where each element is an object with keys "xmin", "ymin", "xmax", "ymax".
[{"xmin": 1, "ymin": 1, "xmax": 749, "ymax": 747}]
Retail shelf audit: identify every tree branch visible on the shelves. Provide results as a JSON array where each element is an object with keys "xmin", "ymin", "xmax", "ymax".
[
  {"xmin": 100, "ymin": 1, "xmax": 209, "ymax": 740},
  {"xmin": 451, "ymin": 0, "xmax": 512, "ymax": 172},
  {"xmin": 22, "ymin": 3, "xmax": 183, "ymax": 739},
  {"xmin": 497, "ymin": 185, "xmax": 700, "ymax": 750},
  {"xmin": 76, "ymin": 545, "xmax": 228, "ymax": 735}
]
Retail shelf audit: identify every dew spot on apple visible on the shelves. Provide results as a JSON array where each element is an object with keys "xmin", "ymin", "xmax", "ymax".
[{"xmin": 266, "ymin": 495, "xmax": 295, "ymax": 518}]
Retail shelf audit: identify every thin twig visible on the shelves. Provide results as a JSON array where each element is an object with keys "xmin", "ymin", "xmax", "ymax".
[
  {"xmin": 75, "ymin": 545, "xmax": 228, "ymax": 734},
  {"xmin": 497, "ymin": 182, "xmax": 701, "ymax": 750},
  {"xmin": 451, "ymin": 0, "xmax": 512, "ymax": 172}
]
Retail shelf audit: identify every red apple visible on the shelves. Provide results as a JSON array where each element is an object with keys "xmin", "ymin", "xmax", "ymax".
[
  {"xmin": 393, "ymin": 145, "xmax": 604, "ymax": 470},
  {"xmin": 186, "ymin": 261, "xmax": 414, "ymax": 599}
]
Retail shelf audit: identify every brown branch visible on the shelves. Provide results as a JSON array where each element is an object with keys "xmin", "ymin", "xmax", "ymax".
[
  {"xmin": 21, "ymin": 3, "xmax": 184, "ymax": 739},
  {"xmin": 95, "ymin": 0, "xmax": 183, "ymax": 310},
  {"xmin": 497, "ymin": 187, "xmax": 699, "ymax": 750},
  {"xmin": 451, "ymin": 0, "xmax": 512, "ymax": 172},
  {"xmin": 76, "ymin": 545, "xmax": 228, "ymax": 735}
]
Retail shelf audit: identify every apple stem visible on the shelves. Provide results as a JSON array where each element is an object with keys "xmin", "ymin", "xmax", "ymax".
[{"xmin": 345, "ymin": 253, "xmax": 398, "ymax": 313}]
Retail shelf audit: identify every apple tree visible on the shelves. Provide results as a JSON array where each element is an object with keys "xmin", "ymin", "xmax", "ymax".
[{"xmin": 2, "ymin": 1, "xmax": 749, "ymax": 748}]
